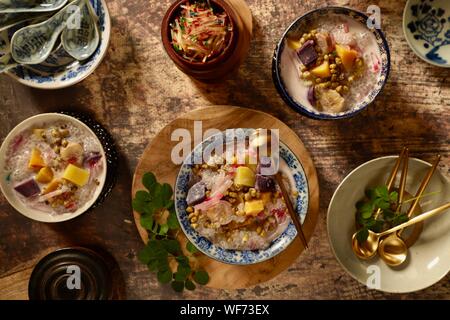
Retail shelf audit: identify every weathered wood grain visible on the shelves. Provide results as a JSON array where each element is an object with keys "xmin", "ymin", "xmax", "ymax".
[{"xmin": 0, "ymin": 0, "xmax": 449, "ymax": 299}]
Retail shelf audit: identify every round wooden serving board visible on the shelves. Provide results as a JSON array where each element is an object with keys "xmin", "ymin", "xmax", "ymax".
[{"xmin": 131, "ymin": 106, "xmax": 319, "ymax": 289}]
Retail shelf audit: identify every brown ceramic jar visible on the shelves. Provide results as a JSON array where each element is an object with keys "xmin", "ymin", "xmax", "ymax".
[{"xmin": 161, "ymin": 0, "xmax": 242, "ymax": 81}]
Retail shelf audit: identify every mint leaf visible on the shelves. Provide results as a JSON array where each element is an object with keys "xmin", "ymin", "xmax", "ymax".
[
  {"xmin": 156, "ymin": 254, "xmax": 169, "ymax": 271},
  {"xmin": 193, "ymin": 270, "xmax": 209, "ymax": 285},
  {"xmin": 135, "ymin": 171, "xmax": 204, "ymax": 292},
  {"xmin": 185, "ymin": 279, "xmax": 196, "ymax": 291},
  {"xmin": 135, "ymin": 190, "xmax": 151, "ymax": 202},
  {"xmin": 144, "ymin": 202, "xmax": 159, "ymax": 215},
  {"xmin": 133, "ymin": 191, "xmax": 151, "ymax": 213},
  {"xmin": 356, "ymin": 227, "xmax": 369, "ymax": 244},
  {"xmin": 161, "ymin": 183, "xmax": 173, "ymax": 206},
  {"xmin": 186, "ymin": 241, "xmax": 199, "ymax": 254},
  {"xmin": 174, "ymin": 264, "xmax": 191, "ymax": 282},
  {"xmin": 140, "ymin": 213, "xmax": 154, "ymax": 230},
  {"xmin": 148, "ymin": 240, "xmax": 166, "ymax": 259},
  {"xmin": 375, "ymin": 186, "xmax": 389, "ymax": 199},
  {"xmin": 356, "ymin": 212, "xmax": 366, "ymax": 225},
  {"xmin": 142, "ymin": 172, "xmax": 157, "ymax": 193},
  {"xmin": 151, "ymin": 183, "xmax": 164, "ymax": 208},
  {"xmin": 157, "ymin": 269, "xmax": 172, "ymax": 284},
  {"xmin": 148, "ymin": 259, "xmax": 158, "ymax": 272},
  {"xmin": 165, "ymin": 199, "xmax": 175, "ymax": 210},
  {"xmin": 158, "ymin": 223, "xmax": 169, "ymax": 235},
  {"xmin": 375, "ymin": 198, "xmax": 390, "ymax": 210},
  {"xmin": 389, "ymin": 191, "xmax": 398, "ymax": 203},
  {"xmin": 176, "ymin": 255, "xmax": 190, "ymax": 268},
  {"xmin": 392, "ymin": 214, "xmax": 408, "ymax": 226},
  {"xmin": 167, "ymin": 210, "xmax": 180, "ymax": 230},
  {"xmin": 161, "ymin": 239, "xmax": 181, "ymax": 255},
  {"xmin": 138, "ymin": 246, "xmax": 153, "ymax": 264},
  {"xmin": 171, "ymin": 280, "xmax": 184, "ymax": 292},
  {"xmin": 132, "ymin": 198, "xmax": 145, "ymax": 213},
  {"xmin": 360, "ymin": 203, "xmax": 373, "ymax": 219}
]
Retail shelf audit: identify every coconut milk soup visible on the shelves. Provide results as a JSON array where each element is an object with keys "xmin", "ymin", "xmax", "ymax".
[
  {"xmin": 4, "ymin": 120, "xmax": 104, "ymax": 215},
  {"xmin": 280, "ymin": 15, "xmax": 381, "ymax": 114}
]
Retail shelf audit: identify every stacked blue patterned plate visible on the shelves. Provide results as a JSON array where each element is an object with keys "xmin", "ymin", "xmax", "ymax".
[{"xmin": 1, "ymin": 0, "xmax": 110, "ymax": 89}]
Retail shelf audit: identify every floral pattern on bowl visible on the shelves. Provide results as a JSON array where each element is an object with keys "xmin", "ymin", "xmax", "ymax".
[
  {"xmin": 403, "ymin": 0, "xmax": 450, "ymax": 67},
  {"xmin": 3, "ymin": 0, "xmax": 111, "ymax": 89},
  {"xmin": 174, "ymin": 129, "xmax": 309, "ymax": 265}
]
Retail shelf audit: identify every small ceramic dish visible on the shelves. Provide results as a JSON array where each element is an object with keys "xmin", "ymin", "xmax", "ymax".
[
  {"xmin": 327, "ymin": 156, "xmax": 450, "ymax": 293},
  {"xmin": 4, "ymin": 0, "xmax": 110, "ymax": 89},
  {"xmin": 174, "ymin": 129, "xmax": 309, "ymax": 265},
  {"xmin": 161, "ymin": 0, "xmax": 239, "ymax": 80},
  {"xmin": 272, "ymin": 6, "xmax": 390, "ymax": 120},
  {"xmin": 403, "ymin": 0, "xmax": 450, "ymax": 68},
  {"xmin": 0, "ymin": 113, "xmax": 107, "ymax": 223}
]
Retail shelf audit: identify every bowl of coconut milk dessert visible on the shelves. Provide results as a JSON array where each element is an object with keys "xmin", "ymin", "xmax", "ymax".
[
  {"xmin": 272, "ymin": 7, "xmax": 391, "ymax": 119},
  {"xmin": 0, "ymin": 113, "xmax": 107, "ymax": 222}
]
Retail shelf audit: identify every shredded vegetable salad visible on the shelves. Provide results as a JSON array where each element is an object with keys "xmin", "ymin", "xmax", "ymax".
[{"xmin": 170, "ymin": 1, "xmax": 232, "ymax": 63}]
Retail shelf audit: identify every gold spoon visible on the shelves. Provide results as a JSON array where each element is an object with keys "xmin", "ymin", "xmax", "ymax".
[
  {"xmin": 249, "ymin": 129, "xmax": 308, "ymax": 249},
  {"xmin": 352, "ymin": 201, "xmax": 450, "ymax": 260},
  {"xmin": 378, "ymin": 155, "xmax": 441, "ymax": 266}
]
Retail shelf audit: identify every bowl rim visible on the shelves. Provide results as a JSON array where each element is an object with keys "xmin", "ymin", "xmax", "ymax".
[
  {"xmin": 326, "ymin": 155, "xmax": 450, "ymax": 293},
  {"xmin": 5, "ymin": 0, "xmax": 111, "ymax": 89},
  {"xmin": 402, "ymin": 0, "xmax": 450, "ymax": 68},
  {"xmin": 160, "ymin": 0, "xmax": 239, "ymax": 70},
  {"xmin": 272, "ymin": 6, "xmax": 391, "ymax": 120},
  {"xmin": 174, "ymin": 130, "xmax": 310, "ymax": 265},
  {"xmin": 0, "ymin": 113, "xmax": 108, "ymax": 223}
]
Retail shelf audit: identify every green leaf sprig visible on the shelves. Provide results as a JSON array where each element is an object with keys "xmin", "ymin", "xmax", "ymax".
[
  {"xmin": 133, "ymin": 172, "xmax": 209, "ymax": 292},
  {"xmin": 355, "ymin": 185, "xmax": 408, "ymax": 243}
]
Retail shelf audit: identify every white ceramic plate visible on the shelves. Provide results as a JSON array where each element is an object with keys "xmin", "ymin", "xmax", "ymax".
[
  {"xmin": 327, "ymin": 156, "xmax": 450, "ymax": 293},
  {"xmin": 0, "ymin": 113, "xmax": 107, "ymax": 222}
]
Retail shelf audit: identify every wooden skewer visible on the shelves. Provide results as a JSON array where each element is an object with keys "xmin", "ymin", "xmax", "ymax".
[{"xmin": 275, "ymin": 173, "xmax": 308, "ymax": 249}]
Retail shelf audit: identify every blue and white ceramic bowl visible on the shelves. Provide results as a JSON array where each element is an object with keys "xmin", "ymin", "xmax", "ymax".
[
  {"xmin": 272, "ymin": 6, "xmax": 390, "ymax": 120},
  {"xmin": 174, "ymin": 129, "xmax": 309, "ymax": 265},
  {"xmin": 403, "ymin": 0, "xmax": 450, "ymax": 68},
  {"xmin": 4, "ymin": 0, "xmax": 110, "ymax": 89}
]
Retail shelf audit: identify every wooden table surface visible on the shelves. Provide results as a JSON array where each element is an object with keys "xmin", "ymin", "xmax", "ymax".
[{"xmin": 0, "ymin": 0, "xmax": 449, "ymax": 300}]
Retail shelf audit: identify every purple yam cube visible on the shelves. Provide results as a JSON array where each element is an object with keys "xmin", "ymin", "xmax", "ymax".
[
  {"xmin": 256, "ymin": 174, "xmax": 276, "ymax": 192},
  {"xmin": 14, "ymin": 179, "xmax": 40, "ymax": 198},
  {"xmin": 297, "ymin": 40, "xmax": 318, "ymax": 67},
  {"xmin": 186, "ymin": 181, "xmax": 206, "ymax": 206},
  {"xmin": 307, "ymin": 86, "xmax": 316, "ymax": 106}
]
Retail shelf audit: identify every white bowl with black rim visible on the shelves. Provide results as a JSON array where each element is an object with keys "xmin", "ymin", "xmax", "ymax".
[{"xmin": 0, "ymin": 113, "xmax": 107, "ymax": 222}]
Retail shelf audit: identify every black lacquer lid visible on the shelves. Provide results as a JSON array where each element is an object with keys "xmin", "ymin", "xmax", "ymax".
[{"xmin": 28, "ymin": 247, "xmax": 125, "ymax": 300}]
